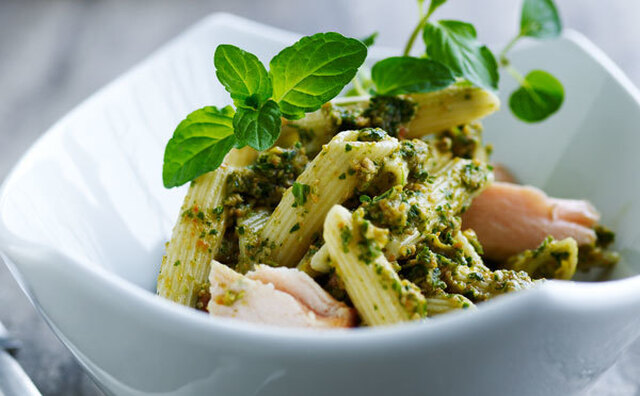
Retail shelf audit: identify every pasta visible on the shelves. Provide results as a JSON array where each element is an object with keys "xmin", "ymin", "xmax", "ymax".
[
  {"xmin": 280, "ymin": 86, "xmax": 500, "ymax": 150},
  {"xmin": 324, "ymin": 205, "xmax": 427, "ymax": 325},
  {"xmin": 504, "ymin": 236, "xmax": 578, "ymax": 280},
  {"xmin": 157, "ymin": 166, "xmax": 230, "ymax": 307},
  {"xmin": 158, "ymin": 79, "xmax": 618, "ymax": 328},
  {"xmin": 257, "ymin": 129, "xmax": 400, "ymax": 268}
]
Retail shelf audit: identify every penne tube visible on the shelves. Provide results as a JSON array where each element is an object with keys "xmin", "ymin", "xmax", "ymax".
[
  {"xmin": 157, "ymin": 166, "xmax": 231, "ymax": 307},
  {"xmin": 504, "ymin": 236, "xmax": 578, "ymax": 280},
  {"xmin": 405, "ymin": 86, "xmax": 500, "ymax": 138},
  {"xmin": 425, "ymin": 293, "xmax": 475, "ymax": 317},
  {"xmin": 236, "ymin": 209, "xmax": 271, "ymax": 273},
  {"xmin": 259, "ymin": 130, "xmax": 400, "ymax": 268},
  {"xmin": 279, "ymin": 86, "xmax": 499, "ymax": 153},
  {"xmin": 324, "ymin": 205, "xmax": 427, "ymax": 326}
]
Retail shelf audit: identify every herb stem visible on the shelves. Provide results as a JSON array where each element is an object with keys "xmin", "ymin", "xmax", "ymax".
[
  {"xmin": 403, "ymin": 11, "xmax": 432, "ymax": 56},
  {"xmin": 505, "ymin": 64, "xmax": 545, "ymax": 107},
  {"xmin": 499, "ymin": 34, "xmax": 522, "ymax": 66},
  {"xmin": 352, "ymin": 72, "xmax": 368, "ymax": 96},
  {"xmin": 504, "ymin": 64, "xmax": 526, "ymax": 86}
]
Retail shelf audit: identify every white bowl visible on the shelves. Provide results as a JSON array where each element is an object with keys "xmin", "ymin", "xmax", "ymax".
[{"xmin": 2, "ymin": 13, "xmax": 640, "ymax": 396}]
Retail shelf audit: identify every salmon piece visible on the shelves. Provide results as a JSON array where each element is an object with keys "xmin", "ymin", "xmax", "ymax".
[
  {"xmin": 247, "ymin": 265, "xmax": 357, "ymax": 326},
  {"xmin": 208, "ymin": 261, "xmax": 356, "ymax": 328},
  {"xmin": 491, "ymin": 163, "xmax": 518, "ymax": 183},
  {"xmin": 461, "ymin": 182, "xmax": 599, "ymax": 261}
]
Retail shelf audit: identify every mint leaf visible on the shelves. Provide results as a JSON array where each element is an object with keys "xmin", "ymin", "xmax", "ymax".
[
  {"xmin": 520, "ymin": 0, "xmax": 562, "ymax": 39},
  {"xmin": 427, "ymin": 0, "xmax": 447, "ymax": 17},
  {"xmin": 214, "ymin": 45, "xmax": 272, "ymax": 109},
  {"xmin": 509, "ymin": 70, "xmax": 564, "ymax": 122},
  {"xmin": 423, "ymin": 20, "xmax": 499, "ymax": 90},
  {"xmin": 233, "ymin": 99, "xmax": 282, "ymax": 150},
  {"xmin": 270, "ymin": 32, "xmax": 367, "ymax": 120},
  {"xmin": 292, "ymin": 182, "xmax": 311, "ymax": 207},
  {"xmin": 361, "ymin": 32, "xmax": 378, "ymax": 47},
  {"xmin": 371, "ymin": 56, "xmax": 455, "ymax": 95},
  {"xmin": 163, "ymin": 106, "xmax": 236, "ymax": 188}
]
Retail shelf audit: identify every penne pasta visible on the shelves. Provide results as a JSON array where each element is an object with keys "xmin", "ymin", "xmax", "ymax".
[
  {"xmin": 258, "ymin": 129, "xmax": 400, "ymax": 268},
  {"xmin": 425, "ymin": 293, "xmax": 475, "ymax": 317},
  {"xmin": 280, "ymin": 86, "xmax": 499, "ymax": 155},
  {"xmin": 324, "ymin": 205, "xmax": 427, "ymax": 326},
  {"xmin": 437, "ymin": 230, "xmax": 535, "ymax": 301},
  {"xmin": 505, "ymin": 236, "xmax": 578, "ymax": 280},
  {"xmin": 381, "ymin": 157, "xmax": 493, "ymax": 260},
  {"xmin": 236, "ymin": 209, "xmax": 271, "ymax": 273},
  {"xmin": 156, "ymin": 23, "xmax": 621, "ymax": 332},
  {"xmin": 405, "ymin": 86, "xmax": 500, "ymax": 138},
  {"xmin": 157, "ymin": 166, "xmax": 230, "ymax": 307}
]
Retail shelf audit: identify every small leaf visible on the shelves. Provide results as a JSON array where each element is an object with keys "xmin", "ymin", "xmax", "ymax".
[
  {"xmin": 163, "ymin": 106, "xmax": 236, "ymax": 188},
  {"xmin": 509, "ymin": 70, "xmax": 564, "ymax": 123},
  {"xmin": 233, "ymin": 99, "xmax": 282, "ymax": 151},
  {"xmin": 427, "ymin": 0, "xmax": 447, "ymax": 17},
  {"xmin": 423, "ymin": 20, "xmax": 499, "ymax": 90},
  {"xmin": 520, "ymin": 0, "xmax": 562, "ymax": 39},
  {"xmin": 214, "ymin": 45, "xmax": 272, "ymax": 108},
  {"xmin": 270, "ymin": 32, "xmax": 367, "ymax": 120},
  {"xmin": 361, "ymin": 32, "xmax": 379, "ymax": 47},
  {"xmin": 371, "ymin": 56, "xmax": 455, "ymax": 95}
]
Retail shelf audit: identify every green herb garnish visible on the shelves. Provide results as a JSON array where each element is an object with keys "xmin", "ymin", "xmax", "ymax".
[
  {"xmin": 371, "ymin": 56, "xmax": 455, "ymax": 95},
  {"xmin": 270, "ymin": 33, "xmax": 367, "ymax": 120},
  {"xmin": 360, "ymin": 32, "xmax": 379, "ymax": 47},
  {"xmin": 423, "ymin": 20, "xmax": 500, "ymax": 91},
  {"xmin": 508, "ymin": 70, "xmax": 564, "ymax": 122},
  {"xmin": 292, "ymin": 182, "xmax": 311, "ymax": 207},
  {"xmin": 502, "ymin": 0, "xmax": 564, "ymax": 122},
  {"xmin": 403, "ymin": 0, "xmax": 564, "ymax": 122},
  {"xmin": 162, "ymin": 106, "xmax": 236, "ymax": 188},
  {"xmin": 163, "ymin": 32, "xmax": 366, "ymax": 188}
]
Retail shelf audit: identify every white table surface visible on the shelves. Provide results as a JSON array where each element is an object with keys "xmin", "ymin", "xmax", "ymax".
[{"xmin": 1, "ymin": 1, "xmax": 639, "ymax": 394}]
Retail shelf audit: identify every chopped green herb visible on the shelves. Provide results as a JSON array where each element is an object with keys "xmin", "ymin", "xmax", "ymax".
[
  {"xmin": 340, "ymin": 226, "xmax": 353, "ymax": 253},
  {"xmin": 292, "ymin": 182, "xmax": 311, "ymax": 207}
]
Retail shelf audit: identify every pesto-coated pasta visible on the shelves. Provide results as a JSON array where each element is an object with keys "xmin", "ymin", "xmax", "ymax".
[
  {"xmin": 157, "ymin": 167, "xmax": 230, "ymax": 307},
  {"xmin": 324, "ymin": 205, "xmax": 427, "ymax": 325},
  {"xmin": 157, "ymin": 76, "xmax": 618, "ymax": 330},
  {"xmin": 258, "ymin": 129, "xmax": 400, "ymax": 268},
  {"xmin": 505, "ymin": 236, "xmax": 578, "ymax": 280}
]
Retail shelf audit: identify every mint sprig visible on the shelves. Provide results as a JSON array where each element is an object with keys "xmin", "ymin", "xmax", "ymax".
[
  {"xmin": 162, "ymin": 106, "xmax": 236, "ymax": 188},
  {"xmin": 520, "ymin": 0, "xmax": 562, "ymax": 39},
  {"xmin": 360, "ymin": 32, "xmax": 379, "ymax": 47},
  {"xmin": 163, "ymin": 32, "xmax": 367, "ymax": 188},
  {"xmin": 401, "ymin": 0, "xmax": 563, "ymax": 123},
  {"xmin": 371, "ymin": 56, "xmax": 455, "ymax": 95},
  {"xmin": 423, "ymin": 20, "xmax": 499, "ymax": 91},
  {"xmin": 233, "ymin": 100, "xmax": 282, "ymax": 150},
  {"xmin": 270, "ymin": 33, "xmax": 367, "ymax": 120},
  {"xmin": 214, "ymin": 45, "xmax": 272, "ymax": 109},
  {"xmin": 509, "ymin": 70, "xmax": 564, "ymax": 123},
  {"xmin": 502, "ymin": 0, "xmax": 564, "ymax": 122}
]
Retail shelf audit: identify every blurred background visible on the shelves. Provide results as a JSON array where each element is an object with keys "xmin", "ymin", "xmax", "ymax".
[{"xmin": 1, "ymin": 0, "xmax": 639, "ymax": 394}]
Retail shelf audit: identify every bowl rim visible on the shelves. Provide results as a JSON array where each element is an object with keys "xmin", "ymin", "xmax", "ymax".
[{"xmin": 1, "ymin": 13, "xmax": 640, "ymax": 347}]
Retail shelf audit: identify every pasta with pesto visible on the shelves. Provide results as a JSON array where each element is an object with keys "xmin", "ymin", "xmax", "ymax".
[{"xmin": 158, "ymin": 82, "xmax": 619, "ymax": 328}]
